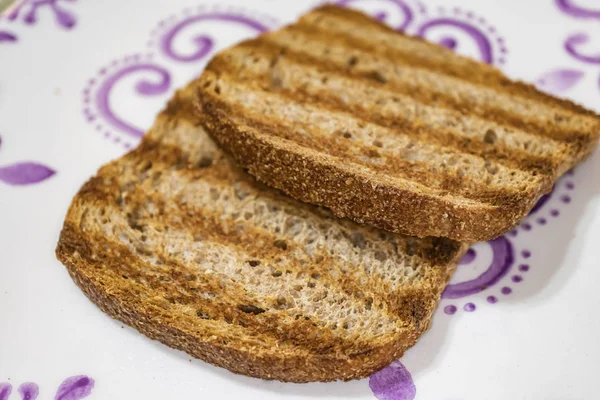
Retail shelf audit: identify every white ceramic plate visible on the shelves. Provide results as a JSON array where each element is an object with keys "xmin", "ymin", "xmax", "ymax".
[{"xmin": 2, "ymin": 0, "xmax": 600, "ymax": 399}]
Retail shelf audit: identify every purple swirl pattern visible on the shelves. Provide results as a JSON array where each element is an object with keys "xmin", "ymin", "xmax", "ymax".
[
  {"xmin": 511, "ymin": 173, "xmax": 575, "ymax": 234},
  {"xmin": 442, "ymin": 172, "xmax": 576, "ymax": 315},
  {"xmin": 0, "ymin": 376, "xmax": 93, "ymax": 400},
  {"xmin": 564, "ymin": 33, "xmax": 600, "ymax": 64},
  {"xmin": 442, "ymin": 237, "xmax": 513, "ymax": 300},
  {"xmin": 418, "ymin": 18, "xmax": 492, "ymax": 63},
  {"xmin": 84, "ymin": 7, "xmax": 277, "ymax": 146},
  {"xmin": 369, "ymin": 361, "xmax": 416, "ymax": 400},
  {"xmin": 555, "ymin": 0, "xmax": 600, "ymax": 19},
  {"xmin": 335, "ymin": 0, "xmax": 424, "ymax": 31},
  {"xmin": 93, "ymin": 60, "xmax": 171, "ymax": 139},
  {"xmin": 415, "ymin": 7, "xmax": 506, "ymax": 65},
  {"xmin": 442, "ymin": 236, "xmax": 521, "ymax": 315},
  {"xmin": 159, "ymin": 13, "xmax": 271, "ymax": 62},
  {"xmin": 554, "ymin": 3, "xmax": 600, "ymax": 91},
  {"xmin": 333, "ymin": 3, "xmax": 508, "ymax": 66}
]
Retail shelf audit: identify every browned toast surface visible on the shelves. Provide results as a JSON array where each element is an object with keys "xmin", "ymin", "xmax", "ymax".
[
  {"xmin": 56, "ymin": 82, "xmax": 467, "ymax": 382},
  {"xmin": 195, "ymin": 5, "xmax": 600, "ymax": 242}
]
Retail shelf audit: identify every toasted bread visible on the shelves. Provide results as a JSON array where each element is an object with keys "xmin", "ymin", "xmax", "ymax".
[
  {"xmin": 195, "ymin": 5, "xmax": 600, "ymax": 242},
  {"xmin": 56, "ymin": 81, "xmax": 467, "ymax": 382}
]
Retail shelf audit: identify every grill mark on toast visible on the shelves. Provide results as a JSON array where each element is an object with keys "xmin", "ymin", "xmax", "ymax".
[
  {"xmin": 264, "ymin": 26, "xmax": 598, "ymax": 146},
  {"xmin": 74, "ymin": 191, "xmax": 399, "ymax": 354},
  {"xmin": 69, "ymin": 228, "xmax": 373, "ymax": 354},
  {"xmin": 199, "ymin": 79, "xmax": 542, "ymax": 206},
  {"xmin": 302, "ymin": 7, "xmax": 600, "ymax": 120},
  {"xmin": 114, "ymin": 146, "xmax": 449, "ymax": 321},
  {"xmin": 205, "ymin": 44, "xmax": 563, "ymax": 182},
  {"xmin": 59, "ymin": 222, "xmax": 415, "ymax": 381},
  {"xmin": 57, "ymin": 77, "xmax": 469, "ymax": 380},
  {"xmin": 96, "ymin": 118, "xmax": 462, "ymax": 321},
  {"xmin": 84, "ymin": 150, "xmax": 424, "ymax": 345},
  {"xmin": 58, "ymin": 222, "xmax": 299, "ymax": 350},
  {"xmin": 199, "ymin": 96, "xmax": 527, "ymax": 240},
  {"xmin": 60, "ymin": 223, "xmax": 273, "ymax": 336}
]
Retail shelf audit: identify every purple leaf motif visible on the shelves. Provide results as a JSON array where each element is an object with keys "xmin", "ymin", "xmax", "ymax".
[
  {"xmin": 369, "ymin": 361, "xmax": 416, "ymax": 400},
  {"xmin": 9, "ymin": 0, "xmax": 77, "ymax": 29},
  {"xmin": 18, "ymin": 382, "xmax": 39, "ymax": 400},
  {"xmin": 536, "ymin": 69, "xmax": 584, "ymax": 94},
  {"xmin": 0, "ymin": 31, "xmax": 18, "ymax": 43},
  {"xmin": 0, "ymin": 383, "xmax": 12, "ymax": 400},
  {"xmin": 54, "ymin": 376, "xmax": 94, "ymax": 400},
  {"xmin": 0, "ymin": 162, "xmax": 56, "ymax": 185}
]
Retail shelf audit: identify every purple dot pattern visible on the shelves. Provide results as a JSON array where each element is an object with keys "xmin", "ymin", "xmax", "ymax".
[
  {"xmin": 443, "ymin": 237, "xmax": 536, "ymax": 314},
  {"xmin": 521, "ymin": 178, "xmax": 575, "ymax": 232},
  {"xmin": 444, "ymin": 305, "xmax": 457, "ymax": 315}
]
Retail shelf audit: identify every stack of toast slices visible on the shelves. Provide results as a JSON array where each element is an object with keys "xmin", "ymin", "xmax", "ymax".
[{"xmin": 56, "ymin": 5, "xmax": 600, "ymax": 382}]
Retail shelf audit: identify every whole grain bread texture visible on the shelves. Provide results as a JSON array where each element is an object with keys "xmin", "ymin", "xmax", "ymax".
[
  {"xmin": 56, "ymin": 81, "xmax": 467, "ymax": 382},
  {"xmin": 195, "ymin": 5, "xmax": 600, "ymax": 242}
]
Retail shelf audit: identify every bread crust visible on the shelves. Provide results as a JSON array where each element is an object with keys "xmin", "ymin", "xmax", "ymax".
[
  {"xmin": 57, "ymin": 223, "xmax": 417, "ymax": 382},
  {"xmin": 55, "ymin": 84, "xmax": 467, "ymax": 382},
  {"xmin": 198, "ymin": 97, "xmax": 531, "ymax": 241},
  {"xmin": 195, "ymin": 5, "xmax": 600, "ymax": 242}
]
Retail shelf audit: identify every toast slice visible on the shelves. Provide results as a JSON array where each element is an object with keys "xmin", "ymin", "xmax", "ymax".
[
  {"xmin": 56, "ymin": 81, "xmax": 467, "ymax": 382},
  {"xmin": 195, "ymin": 5, "xmax": 600, "ymax": 242}
]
